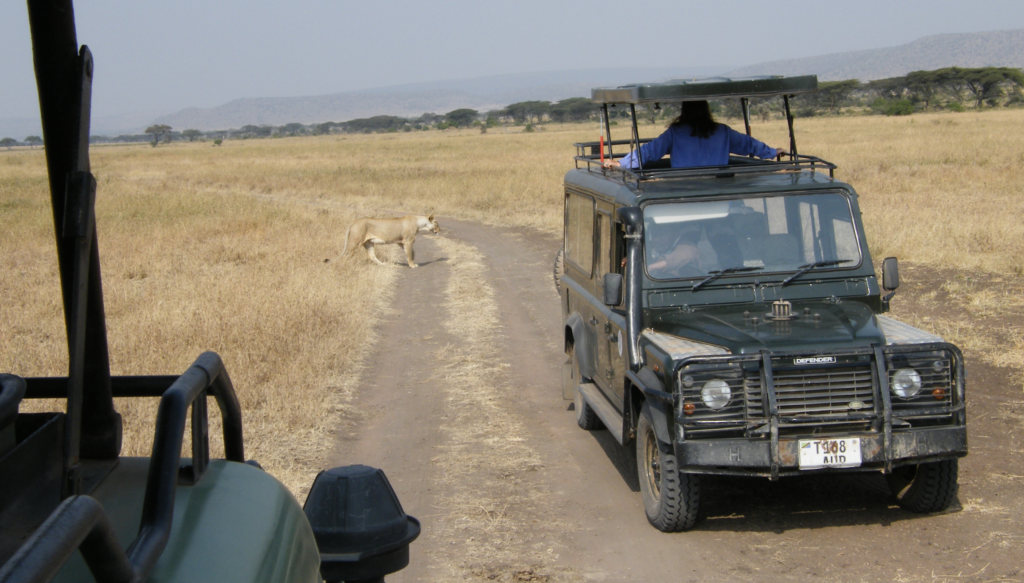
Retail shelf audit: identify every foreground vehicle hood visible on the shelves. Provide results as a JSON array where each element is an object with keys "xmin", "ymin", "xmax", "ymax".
[{"xmin": 647, "ymin": 300, "xmax": 886, "ymax": 354}]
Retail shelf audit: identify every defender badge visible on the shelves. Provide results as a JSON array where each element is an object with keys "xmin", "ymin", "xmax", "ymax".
[{"xmin": 793, "ymin": 356, "xmax": 836, "ymax": 365}]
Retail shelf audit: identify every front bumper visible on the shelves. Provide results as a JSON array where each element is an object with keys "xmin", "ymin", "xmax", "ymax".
[
  {"xmin": 668, "ymin": 343, "xmax": 967, "ymax": 479},
  {"xmin": 675, "ymin": 425, "xmax": 967, "ymax": 479}
]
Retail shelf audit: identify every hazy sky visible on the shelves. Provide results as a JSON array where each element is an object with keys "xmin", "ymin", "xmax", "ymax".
[{"xmin": 3, "ymin": 0, "xmax": 1024, "ymax": 120}]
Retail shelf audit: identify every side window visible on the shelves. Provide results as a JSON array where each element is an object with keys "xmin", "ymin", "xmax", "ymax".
[
  {"xmin": 597, "ymin": 213, "xmax": 611, "ymax": 279},
  {"xmin": 614, "ymin": 224, "xmax": 625, "ymax": 275},
  {"xmin": 565, "ymin": 192, "xmax": 595, "ymax": 277}
]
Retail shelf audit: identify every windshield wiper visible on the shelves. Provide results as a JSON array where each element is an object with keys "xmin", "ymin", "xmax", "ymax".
[
  {"xmin": 781, "ymin": 259, "xmax": 854, "ymax": 286},
  {"xmin": 692, "ymin": 266, "xmax": 764, "ymax": 291}
]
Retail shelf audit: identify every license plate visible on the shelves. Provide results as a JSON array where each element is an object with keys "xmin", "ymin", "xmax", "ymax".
[{"xmin": 798, "ymin": 437, "xmax": 861, "ymax": 470}]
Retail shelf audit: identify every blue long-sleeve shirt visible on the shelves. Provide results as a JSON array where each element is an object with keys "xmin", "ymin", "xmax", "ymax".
[{"xmin": 618, "ymin": 123, "xmax": 778, "ymax": 169}]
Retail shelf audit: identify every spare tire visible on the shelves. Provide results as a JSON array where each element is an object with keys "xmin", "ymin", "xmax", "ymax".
[{"xmin": 553, "ymin": 246, "xmax": 565, "ymax": 292}]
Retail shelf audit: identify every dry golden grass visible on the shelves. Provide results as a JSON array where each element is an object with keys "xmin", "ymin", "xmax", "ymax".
[
  {"xmin": 1, "ymin": 144, "xmax": 404, "ymax": 495},
  {"xmin": 192, "ymin": 110, "xmax": 1024, "ymax": 276},
  {"xmin": 4, "ymin": 107, "xmax": 1024, "ymax": 497}
]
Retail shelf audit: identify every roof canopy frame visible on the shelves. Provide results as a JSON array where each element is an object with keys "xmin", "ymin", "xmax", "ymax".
[
  {"xmin": 591, "ymin": 75, "xmax": 819, "ymax": 105},
  {"xmin": 592, "ymin": 75, "xmax": 817, "ymax": 174}
]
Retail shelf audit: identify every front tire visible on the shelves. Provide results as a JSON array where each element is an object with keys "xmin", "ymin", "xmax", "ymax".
[
  {"xmin": 637, "ymin": 402, "xmax": 699, "ymax": 532},
  {"xmin": 886, "ymin": 459, "xmax": 959, "ymax": 513},
  {"xmin": 572, "ymin": 348, "xmax": 602, "ymax": 430}
]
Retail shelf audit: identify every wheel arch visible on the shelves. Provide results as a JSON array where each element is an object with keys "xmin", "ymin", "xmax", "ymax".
[
  {"xmin": 565, "ymin": 312, "xmax": 593, "ymax": 380},
  {"xmin": 628, "ymin": 366, "xmax": 672, "ymax": 445}
]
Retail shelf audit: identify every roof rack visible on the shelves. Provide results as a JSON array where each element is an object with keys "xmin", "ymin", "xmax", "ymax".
[
  {"xmin": 591, "ymin": 75, "xmax": 819, "ymax": 104},
  {"xmin": 585, "ymin": 76, "xmax": 822, "ymax": 177},
  {"xmin": 573, "ymin": 140, "xmax": 837, "ymax": 188}
]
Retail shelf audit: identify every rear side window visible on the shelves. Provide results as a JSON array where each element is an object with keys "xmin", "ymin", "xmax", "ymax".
[{"xmin": 565, "ymin": 192, "xmax": 595, "ymax": 277}]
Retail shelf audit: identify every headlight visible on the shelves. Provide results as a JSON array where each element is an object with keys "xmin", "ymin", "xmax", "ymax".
[
  {"xmin": 891, "ymin": 368, "xmax": 922, "ymax": 398},
  {"xmin": 700, "ymin": 379, "xmax": 731, "ymax": 410}
]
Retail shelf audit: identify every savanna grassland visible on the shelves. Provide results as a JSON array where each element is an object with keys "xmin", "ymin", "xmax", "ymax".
[{"xmin": 3, "ymin": 108, "xmax": 1024, "ymax": 498}]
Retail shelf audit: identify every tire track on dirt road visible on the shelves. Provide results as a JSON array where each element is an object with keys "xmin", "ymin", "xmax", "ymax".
[{"xmin": 326, "ymin": 226, "xmax": 577, "ymax": 582}]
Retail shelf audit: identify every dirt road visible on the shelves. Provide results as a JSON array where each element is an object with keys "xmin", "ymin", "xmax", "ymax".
[{"xmin": 329, "ymin": 219, "xmax": 1024, "ymax": 582}]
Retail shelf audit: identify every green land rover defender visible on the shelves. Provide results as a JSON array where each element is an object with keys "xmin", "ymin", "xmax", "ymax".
[{"xmin": 556, "ymin": 76, "xmax": 967, "ymax": 532}]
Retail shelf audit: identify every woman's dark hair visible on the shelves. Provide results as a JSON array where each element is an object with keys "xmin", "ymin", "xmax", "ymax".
[{"xmin": 670, "ymin": 100, "xmax": 717, "ymax": 139}]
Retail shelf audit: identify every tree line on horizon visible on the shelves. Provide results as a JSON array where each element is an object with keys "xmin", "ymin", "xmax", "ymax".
[{"xmin": 6, "ymin": 66, "xmax": 1020, "ymax": 149}]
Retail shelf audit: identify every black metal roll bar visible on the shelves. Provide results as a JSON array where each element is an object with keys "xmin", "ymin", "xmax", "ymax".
[
  {"xmin": 0, "ymin": 496, "xmax": 134, "ymax": 583},
  {"xmin": 27, "ymin": 0, "xmax": 123, "ymax": 469},
  {"xmin": 0, "ymin": 376, "xmax": 27, "ymax": 432},
  {"xmin": 6, "ymin": 3, "xmax": 252, "ymax": 582},
  {"xmin": 2, "ymin": 352, "xmax": 245, "ymax": 583}
]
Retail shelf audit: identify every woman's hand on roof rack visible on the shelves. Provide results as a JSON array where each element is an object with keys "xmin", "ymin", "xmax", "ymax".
[
  {"xmin": 774, "ymin": 146, "xmax": 789, "ymax": 159},
  {"xmin": 601, "ymin": 159, "xmax": 621, "ymax": 169}
]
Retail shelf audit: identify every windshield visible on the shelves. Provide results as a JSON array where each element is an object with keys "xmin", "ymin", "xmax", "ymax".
[{"xmin": 643, "ymin": 193, "xmax": 861, "ymax": 281}]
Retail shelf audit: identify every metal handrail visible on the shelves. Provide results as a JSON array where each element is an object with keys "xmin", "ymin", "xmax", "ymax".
[{"xmin": 573, "ymin": 153, "xmax": 838, "ymax": 186}]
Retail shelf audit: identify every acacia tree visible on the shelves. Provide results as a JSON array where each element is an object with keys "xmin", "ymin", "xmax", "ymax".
[
  {"xmin": 0, "ymin": 137, "xmax": 16, "ymax": 150},
  {"xmin": 962, "ymin": 67, "xmax": 1024, "ymax": 108},
  {"xmin": 24, "ymin": 135, "xmax": 42, "ymax": 148},
  {"xmin": 145, "ymin": 124, "xmax": 172, "ymax": 145},
  {"xmin": 181, "ymin": 129, "xmax": 202, "ymax": 142},
  {"xmin": 930, "ymin": 67, "xmax": 969, "ymax": 105},
  {"xmin": 904, "ymin": 70, "xmax": 942, "ymax": 109},
  {"xmin": 867, "ymin": 77, "xmax": 909, "ymax": 101},
  {"xmin": 280, "ymin": 123, "xmax": 306, "ymax": 136},
  {"xmin": 548, "ymin": 98, "xmax": 597, "ymax": 122},
  {"xmin": 444, "ymin": 108, "xmax": 478, "ymax": 128},
  {"xmin": 503, "ymin": 101, "xmax": 550, "ymax": 125},
  {"xmin": 816, "ymin": 80, "xmax": 860, "ymax": 113}
]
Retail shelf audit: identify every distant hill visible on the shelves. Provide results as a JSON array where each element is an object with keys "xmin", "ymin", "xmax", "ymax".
[
  {"xmin": 726, "ymin": 30, "xmax": 1024, "ymax": 81},
  {"xmin": 7, "ymin": 29, "xmax": 1024, "ymax": 138},
  {"xmin": 150, "ymin": 66, "xmax": 723, "ymax": 132}
]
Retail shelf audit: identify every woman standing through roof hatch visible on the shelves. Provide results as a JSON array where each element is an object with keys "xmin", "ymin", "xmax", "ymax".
[{"xmin": 602, "ymin": 100, "xmax": 787, "ymax": 169}]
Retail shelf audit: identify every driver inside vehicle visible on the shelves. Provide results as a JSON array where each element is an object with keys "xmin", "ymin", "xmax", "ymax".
[{"xmin": 646, "ymin": 223, "xmax": 703, "ymax": 278}]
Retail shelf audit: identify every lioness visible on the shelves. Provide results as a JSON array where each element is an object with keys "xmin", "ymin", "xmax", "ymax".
[{"xmin": 340, "ymin": 214, "xmax": 440, "ymax": 268}]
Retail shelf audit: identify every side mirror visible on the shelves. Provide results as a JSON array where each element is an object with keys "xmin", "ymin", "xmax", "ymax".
[
  {"xmin": 603, "ymin": 273, "xmax": 623, "ymax": 306},
  {"xmin": 882, "ymin": 257, "xmax": 900, "ymax": 291},
  {"xmin": 881, "ymin": 257, "xmax": 899, "ymax": 309}
]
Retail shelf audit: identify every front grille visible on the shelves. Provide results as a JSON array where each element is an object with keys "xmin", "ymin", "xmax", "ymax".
[
  {"xmin": 744, "ymin": 359, "xmax": 875, "ymax": 419},
  {"xmin": 676, "ymin": 350, "xmax": 956, "ymax": 436}
]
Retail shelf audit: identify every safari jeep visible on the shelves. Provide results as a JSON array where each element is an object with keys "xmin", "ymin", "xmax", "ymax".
[{"xmin": 556, "ymin": 76, "xmax": 967, "ymax": 532}]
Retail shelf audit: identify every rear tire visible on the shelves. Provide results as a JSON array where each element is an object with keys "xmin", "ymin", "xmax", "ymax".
[
  {"xmin": 572, "ymin": 348, "xmax": 602, "ymax": 430},
  {"xmin": 637, "ymin": 402, "xmax": 699, "ymax": 531},
  {"xmin": 553, "ymin": 246, "xmax": 565, "ymax": 292},
  {"xmin": 886, "ymin": 459, "xmax": 959, "ymax": 513}
]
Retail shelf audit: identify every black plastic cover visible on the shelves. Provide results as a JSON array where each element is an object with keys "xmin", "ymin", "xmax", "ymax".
[{"xmin": 303, "ymin": 464, "xmax": 420, "ymax": 582}]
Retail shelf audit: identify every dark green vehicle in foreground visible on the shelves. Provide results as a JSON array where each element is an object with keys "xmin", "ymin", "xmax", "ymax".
[
  {"xmin": 1, "ymin": 2, "xmax": 417, "ymax": 581},
  {"xmin": 557, "ymin": 76, "xmax": 967, "ymax": 532}
]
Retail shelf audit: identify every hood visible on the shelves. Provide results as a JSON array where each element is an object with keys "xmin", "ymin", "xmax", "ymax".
[{"xmin": 647, "ymin": 300, "xmax": 884, "ymax": 354}]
